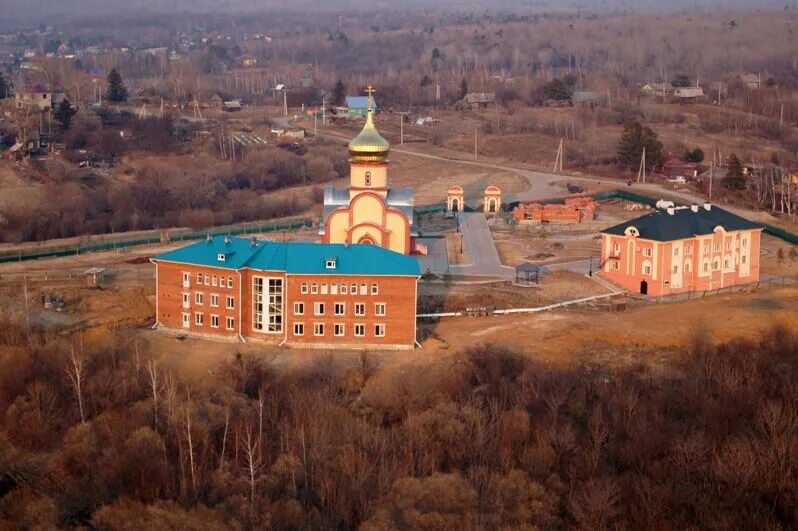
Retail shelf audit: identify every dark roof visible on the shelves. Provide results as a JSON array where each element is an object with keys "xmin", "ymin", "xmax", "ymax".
[
  {"xmin": 515, "ymin": 262, "xmax": 541, "ymax": 273},
  {"xmin": 601, "ymin": 205, "xmax": 762, "ymax": 242}
]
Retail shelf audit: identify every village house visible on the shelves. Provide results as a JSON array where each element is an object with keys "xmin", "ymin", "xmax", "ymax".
[
  {"xmin": 641, "ymin": 83, "xmax": 675, "ymax": 97},
  {"xmin": 674, "ymin": 86, "xmax": 705, "ymax": 102},
  {"xmin": 456, "ymin": 92, "xmax": 496, "ymax": 110},
  {"xmin": 599, "ymin": 203, "xmax": 762, "ymax": 296},
  {"xmin": 152, "ymin": 236, "xmax": 420, "ymax": 349},
  {"xmin": 513, "ymin": 197, "xmax": 598, "ymax": 225},
  {"xmin": 344, "ymin": 95, "xmax": 376, "ymax": 118},
  {"xmin": 15, "ymin": 87, "xmax": 54, "ymax": 112}
]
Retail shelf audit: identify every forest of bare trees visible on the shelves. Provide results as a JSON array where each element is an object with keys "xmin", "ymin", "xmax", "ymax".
[{"xmin": 1, "ymin": 311, "xmax": 797, "ymax": 528}]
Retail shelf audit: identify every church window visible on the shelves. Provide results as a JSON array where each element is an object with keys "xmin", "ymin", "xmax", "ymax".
[{"xmin": 365, "ymin": 171, "xmax": 371, "ymax": 186}]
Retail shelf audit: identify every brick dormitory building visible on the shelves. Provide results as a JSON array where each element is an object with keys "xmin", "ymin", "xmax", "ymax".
[
  {"xmin": 599, "ymin": 203, "xmax": 763, "ymax": 296},
  {"xmin": 152, "ymin": 236, "xmax": 420, "ymax": 349}
]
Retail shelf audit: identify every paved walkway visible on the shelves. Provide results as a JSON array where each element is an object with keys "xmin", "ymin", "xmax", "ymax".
[{"xmin": 448, "ymin": 212, "xmax": 515, "ymax": 279}]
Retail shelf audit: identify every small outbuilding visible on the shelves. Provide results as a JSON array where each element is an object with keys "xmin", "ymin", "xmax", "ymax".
[
  {"xmin": 515, "ymin": 263, "xmax": 541, "ymax": 286},
  {"xmin": 84, "ymin": 267, "xmax": 107, "ymax": 288}
]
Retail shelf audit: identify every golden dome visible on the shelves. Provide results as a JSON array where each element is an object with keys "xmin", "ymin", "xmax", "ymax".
[{"xmin": 348, "ymin": 109, "xmax": 389, "ymax": 163}]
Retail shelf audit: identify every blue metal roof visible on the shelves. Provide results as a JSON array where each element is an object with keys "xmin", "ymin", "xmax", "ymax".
[
  {"xmin": 346, "ymin": 96, "xmax": 377, "ymax": 110},
  {"xmin": 153, "ymin": 236, "xmax": 420, "ymax": 276}
]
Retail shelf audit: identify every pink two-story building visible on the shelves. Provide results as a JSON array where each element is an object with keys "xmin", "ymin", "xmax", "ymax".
[{"xmin": 600, "ymin": 203, "xmax": 763, "ymax": 296}]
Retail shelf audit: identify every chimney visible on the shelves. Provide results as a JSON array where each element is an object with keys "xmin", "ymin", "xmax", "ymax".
[
  {"xmin": 224, "ymin": 235, "xmax": 232, "ymax": 245},
  {"xmin": 703, "ymin": 203, "xmax": 712, "ymax": 211},
  {"xmin": 691, "ymin": 204, "xmax": 699, "ymax": 212},
  {"xmin": 666, "ymin": 207, "xmax": 675, "ymax": 215},
  {"xmin": 250, "ymin": 236, "xmax": 257, "ymax": 247},
  {"xmin": 206, "ymin": 233, "xmax": 212, "ymax": 243}
]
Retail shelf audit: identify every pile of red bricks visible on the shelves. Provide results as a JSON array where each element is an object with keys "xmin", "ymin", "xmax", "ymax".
[{"xmin": 513, "ymin": 197, "xmax": 598, "ymax": 224}]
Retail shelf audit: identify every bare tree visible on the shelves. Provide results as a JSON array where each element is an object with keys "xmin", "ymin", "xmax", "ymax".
[
  {"xmin": 242, "ymin": 423, "xmax": 262, "ymax": 506},
  {"xmin": 66, "ymin": 345, "xmax": 87, "ymax": 423}
]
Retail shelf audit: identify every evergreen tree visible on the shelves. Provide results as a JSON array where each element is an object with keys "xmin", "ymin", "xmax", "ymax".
[
  {"xmin": 723, "ymin": 153, "xmax": 747, "ymax": 190},
  {"xmin": 330, "ymin": 80, "xmax": 346, "ymax": 107},
  {"xmin": 107, "ymin": 69, "xmax": 128, "ymax": 102},
  {"xmin": 617, "ymin": 120, "xmax": 663, "ymax": 170},
  {"xmin": 0, "ymin": 71, "xmax": 10, "ymax": 99},
  {"xmin": 53, "ymin": 98, "xmax": 77, "ymax": 130},
  {"xmin": 459, "ymin": 78, "xmax": 468, "ymax": 100}
]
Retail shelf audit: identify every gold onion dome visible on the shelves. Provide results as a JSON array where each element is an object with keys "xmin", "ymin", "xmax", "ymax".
[{"xmin": 348, "ymin": 93, "xmax": 389, "ymax": 163}]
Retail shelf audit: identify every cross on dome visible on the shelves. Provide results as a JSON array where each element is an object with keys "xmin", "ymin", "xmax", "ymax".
[{"xmin": 365, "ymin": 85, "xmax": 376, "ymax": 111}]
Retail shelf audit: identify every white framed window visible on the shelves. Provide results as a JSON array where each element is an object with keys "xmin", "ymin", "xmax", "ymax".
[
  {"xmin": 374, "ymin": 324, "xmax": 386, "ymax": 337},
  {"xmin": 359, "ymin": 283, "xmax": 367, "ymax": 295},
  {"xmin": 673, "ymin": 248, "xmax": 680, "ymax": 257},
  {"xmin": 684, "ymin": 262, "xmax": 691, "ymax": 273},
  {"xmin": 253, "ymin": 277, "xmax": 283, "ymax": 334},
  {"xmin": 195, "ymin": 292, "xmax": 204, "ymax": 305},
  {"xmin": 742, "ymin": 255, "xmax": 747, "ymax": 264},
  {"xmin": 314, "ymin": 323, "xmax": 324, "ymax": 336},
  {"xmin": 375, "ymin": 303, "xmax": 386, "ymax": 316},
  {"xmin": 195, "ymin": 312, "xmax": 204, "ymax": 325},
  {"xmin": 314, "ymin": 302, "xmax": 325, "ymax": 316},
  {"xmin": 350, "ymin": 283, "xmax": 357, "ymax": 294},
  {"xmin": 713, "ymin": 243, "xmax": 720, "ymax": 252},
  {"xmin": 294, "ymin": 302, "xmax": 304, "ymax": 315},
  {"xmin": 226, "ymin": 317, "xmax": 235, "ymax": 330},
  {"xmin": 371, "ymin": 283, "xmax": 378, "ymax": 295},
  {"xmin": 182, "ymin": 272, "xmax": 190, "ymax": 287},
  {"xmin": 212, "ymin": 274, "xmax": 218, "ymax": 287},
  {"xmin": 210, "ymin": 315, "xmax": 219, "ymax": 328},
  {"xmin": 354, "ymin": 324, "xmax": 365, "ymax": 337},
  {"xmin": 226, "ymin": 296, "xmax": 235, "ymax": 309},
  {"xmin": 685, "ymin": 245, "xmax": 692, "ymax": 256},
  {"xmin": 704, "ymin": 242, "xmax": 711, "ymax": 254},
  {"xmin": 321, "ymin": 283, "xmax": 328, "ymax": 295},
  {"xmin": 204, "ymin": 275, "xmax": 210, "ymax": 286},
  {"xmin": 182, "ymin": 293, "xmax": 190, "ymax": 308},
  {"xmin": 210, "ymin": 294, "xmax": 219, "ymax": 307},
  {"xmin": 311, "ymin": 283, "xmax": 318, "ymax": 294},
  {"xmin": 182, "ymin": 313, "xmax": 190, "ymax": 328},
  {"xmin": 301, "ymin": 282, "xmax": 309, "ymax": 294},
  {"xmin": 612, "ymin": 242, "xmax": 621, "ymax": 254},
  {"xmin": 354, "ymin": 303, "xmax": 365, "ymax": 316},
  {"xmin": 334, "ymin": 323, "xmax": 345, "ymax": 337},
  {"xmin": 341, "ymin": 284, "xmax": 348, "ymax": 295},
  {"xmin": 197, "ymin": 273, "xmax": 203, "ymax": 284},
  {"xmin": 331, "ymin": 284, "xmax": 338, "ymax": 295},
  {"xmin": 334, "ymin": 302, "xmax": 345, "ymax": 316},
  {"xmin": 643, "ymin": 264, "xmax": 652, "ymax": 276},
  {"xmin": 610, "ymin": 261, "xmax": 620, "ymax": 271},
  {"xmin": 713, "ymin": 260, "xmax": 720, "ymax": 271},
  {"xmin": 703, "ymin": 261, "xmax": 709, "ymax": 273},
  {"xmin": 642, "ymin": 248, "xmax": 652, "ymax": 257},
  {"xmin": 742, "ymin": 238, "xmax": 748, "ymax": 248},
  {"xmin": 672, "ymin": 265, "xmax": 678, "ymax": 274},
  {"xmin": 724, "ymin": 258, "xmax": 730, "ymax": 269},
  {"xmin": 227, "ymin": 276, "xmax": 234, "ymax": 288},
  {"xmin": 294, "ymin": 323, "xmax": 304, "ymax": 336}
]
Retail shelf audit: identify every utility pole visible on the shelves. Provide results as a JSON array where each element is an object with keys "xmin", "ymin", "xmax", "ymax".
[
  {"xmin": 637, "ymin": 147, "xmax": 646, "ymax": 183},
  {"xmin": 553, "ymin": 138, "xmax": 564, "ymax": 173},
  {"xmin": 474, "ymin": 126, "xmax": 478, "ymax": 160},
  {"xmin": 283, "ymin": 89, "xmax": 288, "ymax": 117},
  {"xmin": 709, "ymin": 162, "xmax": 713, "ymax": 200}
]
